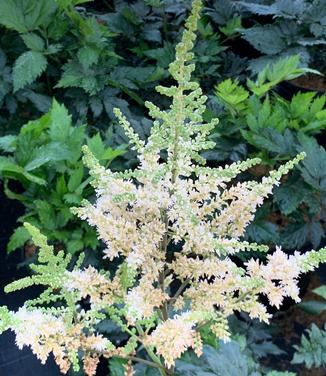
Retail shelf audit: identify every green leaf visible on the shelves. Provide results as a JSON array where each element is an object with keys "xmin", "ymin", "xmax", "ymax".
[
  {"xmin": 242, "ymin": 24, "xmax": 287, "ymax": 55},
  {"xmin": 0, "ymin": 156, "xmax": 46, "ymax": 185},
  {"xmin": 310, "ymin": 221, "xmax": 324, "ymax": 249},
  {"xmin": 55, "ymin": 0, "xmax": 92, "ymax": 8},
  {"xmin": 13, "ymin": 51, "xmax": 47, "ymax": 92},
  {"xmin": 176, "ymin": 343, "xmax": 252, "ymax": 376},
  {"xmin": 109, "ymin": 357, "xmax": 127, "ymax": 376},
  {"xmin": 7, "ymin": 226, "xmax": 30, "ymax": 253},
  {"xmin": 77, "ymin": 46, "xmax": 100, "ymax": 69},
  {"xmin": 87, "ymin": 134, "xmax": 125, "ymax": 162},
  {"xmin": 56, "ymin": 60, "xmax": 107, "ymax": 94},
  {"xmin": 219, "ymin": 16, "xmax": 242, "ymax": 37},
  {"xmin": 21, "ymin": 33, "xmax": 45, "ymax": 51},
  {"xmin": 56, "ymin": 175, "xmax": 67, "ymax": 196},
  {"xmin": 215, "ymin": 79, "xmax": 249, "ymax": 114},
  {"xmin": 24, "ymin": 90, "xmax": 52, "ymax": 113},
  {"xmin": 247, "ymin": 55, "xmax": 320, "ymax": 97},
  {"xmin": 48, "ymin": 99, "xmax": 72, "ymax": 142},
  {"xmin": 143, "ymin": 42, "xmax": 175, "ymax": 69},
  {"xmin": 246, "ymin": 219, "xmax": 279, "ymax": 244},
  {"xmin": 242, "ymin": 128, "xmax": 297, "ymax": 156},
  {"xmin": 298, "ymin": 134, "xmax": 326, "ymax": 190},
  {"xmin": 67, "ymin": 166, "xmax": 84, "ymax": 192},
  {"xmin": 24, "ymin": 142, "xmax": 71, "ymax": 171},
  {"xmin": 63, "ymin": 192, "xmax": 83, "ymax": 204},
  {"xmin": 273, "ymin": 177, "xmax": 310, "ymax": 215},
  {"xmin": 87, "ymin": 133, "xmax": 105, "ymax": 160},
  {"xmin": 89, "ymin": 97, "xmax": 103, "ymax": 118},
  {"xmin": 66, "ymin": 239, "xmax": 84, "ymax": 254},
  {"xmin": 0, "ymin": 135, "xmax": 17, "ymax": 152},
  {"xmin": 282, "ymin": 222, "xmax": 309, "ymax": 250},
  {"xmin": 35, "ymin": 200, "xmax": 56, "ymax": 230},
  {"xmin": 56, "ymin": 207, "xmax": 72, "ymax": 227},
  {"xmin": 290, "ymin": 92, "xmax": 316, "ymax": 119},
  {"xmin": 313, "ymin": 286, "xmax": 326, "ymax": 300},
  {"xmin": 0, "ymin": 0, "xmax": 57, "ymax": 33},
  {"xmin": 298, "ymin": 300, "xmax": 326, "ymax": 315},
  {"xmin": 102, "ymin": 147, "xmax": 126, "ymax": 161},
  {"xmin": 292, "ymin": 323, "xmax": 326, "ymax": 369},
  {"xmin": 20, "ymin": 112, "xmax": 51, "ymax": 137}
]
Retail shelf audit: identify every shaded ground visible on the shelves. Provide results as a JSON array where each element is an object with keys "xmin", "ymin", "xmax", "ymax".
[{"xmin": 265, "ymin": 270, "xmax": 326, "ymax": 376}]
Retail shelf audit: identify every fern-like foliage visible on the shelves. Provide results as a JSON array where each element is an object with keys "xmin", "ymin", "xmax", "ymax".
[{"xmin": 292, "ymin": 323, "xmax": 326, "ymax": 369}]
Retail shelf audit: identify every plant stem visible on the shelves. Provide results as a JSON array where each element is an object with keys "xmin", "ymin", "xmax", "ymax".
[
  {"xmin": 167, "ymin": 278, "xmax": 190, "ymax": 310},
  {"xmin": 116, "ymin": 355, "xmax": 166, "ymax": 371}
]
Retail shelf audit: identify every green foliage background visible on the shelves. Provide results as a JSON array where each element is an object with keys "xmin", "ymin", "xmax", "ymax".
[{"xmin": 1, "ymin": 0, "xmax": 325, "ymax": 255}]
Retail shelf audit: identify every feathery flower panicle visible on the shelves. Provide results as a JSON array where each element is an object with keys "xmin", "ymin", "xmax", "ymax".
[{"xmin": 1, "ymin": 0, "xmax": 326, "ymax": 375}]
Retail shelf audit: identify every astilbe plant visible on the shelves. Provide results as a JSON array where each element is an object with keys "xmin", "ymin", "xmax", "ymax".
[{"xmin": 1, "ymin": 1, "xmax": 326, "ymax": 375}]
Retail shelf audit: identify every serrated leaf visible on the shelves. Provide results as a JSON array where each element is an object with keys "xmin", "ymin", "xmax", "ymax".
[
  {"xmin": 89, "ymin": 96, "xmax": 103, "ymax": 117},
  {"xmin": 109, "ymin": 358, "xmax": 127, "ymax": 376},
  {"xmin": 0, "ymin": 0, "xmax": 57, "ymax": 33},
  {"xmin": 56, "ymin": 207, "xmax": 72, "ymax": 227},
  {"xmin": 77, "ymin": 46, "xmax": 100, "ymax": 69},
  {"xmin": 13, "ymin": 51, "xmax": 47, "ymax": 92},
  {"xmin": 282, "ymin": 222, "xmax": 309, "ymax": 250},
  {"xmin": 35, "ymin": 200, "xmax": 56, "ymax": 230},
  {"xmin": 66, "ymin": 239, "xmax": 84, "ymax": 254},
  {"xmin": 143, "ymin": 42, "xmax": 175, "ymax": 69},
  {"xmin": 292, "ymin": 323, "xmax": 326, "ymax": 369},
  {"xmin": 87, "ymin": 133, "xmax": 105, "ymax": 160},
  {"xmin": 310, "ymin": 221, "xmax": 324, "ymax": 249},
  {"xmin": 219, "ymin": 16, "xmax": 242, "ymax": 37},
  {"xmin": 297, "ymin": 134, "xmax": 326, "ymax": 190},
  {"xmin": 237, "ymin": 2, "xmax": 278, "ymax": 15},
  {"xmin": 21, "ymin": 33, "xmax": 45, "ymax": 51},
  {"xmin": 7, "ymin": 226, "xmax": 30, "ymax": 253},
  {"xmin": 242, "ymin": 25, "xmax": 287, "ymax": 55},
  {"xmin": 48, "ymin": 99, "xmax": 72, "ymax": 142},
  {"xmin": 246, "ymin": 219, "xmax": 279, "ymax": 244},
  {"xmin": 56, "ymin": 61, "xmax": 106, "ymax": 95},
  {"xmin": 215, "ymin": 79, "xmax": 249, "ymax": 114},
  {"xmin": 24, "ymin": 142, "xmax": 71, "ymax": 171},
  {"xmin": 206, "ymin": 0, "xmax": 237, "ymax": 25},
  {"xmin": 247, "ymin": 55, "xmax": 320, "ymax": 96},
  {"xmin": 63, "ymin": 192, "xmax": 83, "ymax": 204},
  {"xmin": 273, "ymin": 180, "xmax": 308, "ymax": 215},
  {"xmin": 67, "ymin": 166, "xmax": 84, "ymax": 192},
  {"xmin": 238, "ymin": 0, "xmax": 306, "ymax": 18},
  {"xmin": 243, "ymin": 128, "xmax": 297, "ymax": 156}
]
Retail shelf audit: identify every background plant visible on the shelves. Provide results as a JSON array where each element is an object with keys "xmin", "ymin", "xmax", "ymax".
[
  {"xmin": 292, "ymin": 323, "xmax": 326, "ymax": 370},
  {"xmin": 0, "ymin": 1, "xmax": 326, "ymax": 375},
  {"xmin": 212, "ymin": 56, "xmax": 326, "ymax": 251},
  {"xmin": 0, "ymin": 99, "xmax": 125, "ymax": 255},
  {"xmin": 233, "ymin": 0, "xmax": 326, "ymax": 73},
  {"xmin": 1, "ymin": 3, "xmax": 326, "ymax": 376}
]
